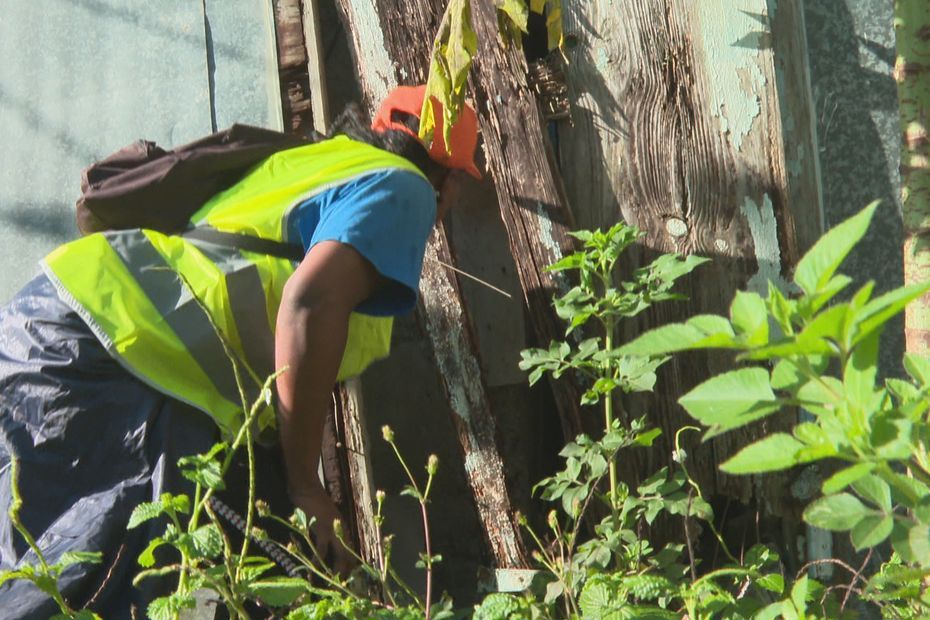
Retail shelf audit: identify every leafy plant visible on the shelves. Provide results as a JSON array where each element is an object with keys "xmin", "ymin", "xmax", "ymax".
[
  {"xmin": 503, "ymin": 222, "xmax": 797, "ymax": 618},
  {"xmin": 0, "ymin": 454, "xmax": 102, "ymax": 620},
  {"xmin": 622, "ymin": 201, "xmax": 930, "ymax": 615},
  {"xmin": 420, "ymin": 0, "xmax": 564, "ymax": 147},
  {"xmin": 126, "ymin": 381, "xmax": 452, "ymax": 620},
  {"xmin": 520, "ymin": 222, "xmax": 707, "ymax": 519}
]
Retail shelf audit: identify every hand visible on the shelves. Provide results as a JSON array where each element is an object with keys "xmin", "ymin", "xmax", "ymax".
[{"xmin": 289, "ymin": 483, "xmax": 357, "ymax": 577}]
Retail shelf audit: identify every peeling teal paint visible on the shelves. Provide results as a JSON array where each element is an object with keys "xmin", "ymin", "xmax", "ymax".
[
  {"xmin": 595, "ymin": 46, "xmax": 610, "ymax": 72},
  {"xmin": 696, "ymin": 1, "xmax": 770, "ymax": 152},
  {"xmin": 535, "ymin": 202, "xmax": 568, "ymax": 294},
  {"xmin": 741, "ymin": 194, "xmax": 789, "ymax": 293},
  {"xmin": 348, "ymin": 0, "xmax": 396, "ymax": 102}
]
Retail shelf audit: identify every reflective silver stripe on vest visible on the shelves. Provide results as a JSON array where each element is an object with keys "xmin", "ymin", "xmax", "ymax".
[
  {"xmin": 187, "ymin": 238, "xmax": 276, "ymax": 385},
  {"xmin": 106, "ymin": 230, "xmax": 272, "ymax": 408}
]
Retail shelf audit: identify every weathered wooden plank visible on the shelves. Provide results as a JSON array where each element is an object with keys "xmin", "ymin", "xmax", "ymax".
[
  {"xmin": 419, "ymin": 225, "xmax": 527, "ymax": 567},
  {"xmin": 333, "ymin": 379, "xmax": 381, "ymax": 564},
  {"xmin": 303, "ymin": 0, "xmax": 331, "ymax": 133},
  {"xmin": 273, "ymin": 0, "xmax": 314, "ymax": 134},
  {"xmin": 467, "ymin": 0, "xmax": 586, "ymax": 441},
  {"xmin": 770, "ymin": 0, "xmax": 824, "ymax": 253},
  {"xmin": 335, "ymin": 0, "xmax": 527, "ymax": 569},
  {"xmin": 558, "ymin": 0, "xmax": 820, "ymax": 514},
  {"xmin": 274, "ymin": 0, "xmax": 308, "ymax": 70}
]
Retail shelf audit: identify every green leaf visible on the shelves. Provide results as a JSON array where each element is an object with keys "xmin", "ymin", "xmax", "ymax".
[
  {"xmin": 496, "ymin": 0, "xmax": 528, "ymax": 35},
  {"xmin": 248, "ymin": 577, "xmax": 309, "ymax": 607},
  {"xmin": 767, "ymin": 281, "xmax": 795, "ymax": 328},
  {"xmin": 887, "ymin": 472, "xmax": 930, "ymax": 507},
  {"xmin": 755, "ymin": 602, "xmax": 787, "ymax": 620},
  {"xmin": 844, "ymin": 330, "xmax": 880, "ymax": 414},
  {"xmin": 850, "ymin": 514, "xmax": 893, "ymax": 550},
  {"xmin": 0, "ymin": 567, "xmax": 34, "ymax": 587},
  {"xmin": 719, "ymin": 434, "xmax": 804, "ymax": 474},
  {"xmin": 771, "ymin": 360, "xmax": 805, "ymax": 391},
  {"xmin": 756, "ymin": 573, "xmax": 785, "ymax": 595},
  {"xmin": 147, "ymin": 594, "xmax": 195, "ymax": 620},
  {"xmin": 137, "ymin": 537, "xmax": 167, "ymax": 568},
  {"xmin": 421, "ymin": 0, "xmax": 478, "ymax": 149},
  {"xmin": 178, "ymin": 446, "xmax": 226, "ymax": 491},
  {"xmin": 128, "ymin": 501, "xmax": 167, "ymax": 529},
  {"xmin": 904, "ymin": 353, "xmax": 930, "ymax": 385},
  {"xmin": 187, "ymin": 524, "xmax": 223, "ymax": 560},
  {"xmin": 852, "ymin": 282, "xmax": 930, "ymax": 347},
  {"xmin": 57, "ymin": 551, "xmax": 103, "ymax": 569},
  {"xmin": 891, "ymin": 522, "xmax": 930, "ymax": 567},
  {"xmin": 790, "ymin": 575, "xmax": 811, "ymax": 613},
  {"xmin": 886, "ymin": 377, "xmax": 919, "ymax": 401},
  {"xmin": 730, "ymin": 290, "xmax": 769, "ymax": 346},
  {"xmin": 620, "ymin": 315, "xmax": 736, "ymax": 357},
  {"xmin": 793, "ymin": 202, "xmax": 878, "ymax": 296},
  {"xmin": 474, "ymin": 593, "xmax": 538, "ymax": 620},
  {"xmin": 852, "ymin": 475, "xmax": 892, "ymax": 512},
  {"xmin": 796, "ymin": 376, "xmax": 844, "ymax": 415},
  {"xmin": 678, "ymin": 367, "xmax": 781, "ymax": 437},
  {"xmin": 803, "ymin": 493, "xmax": 870, "ymax": 531},
  {"xmin": 579, "ymin": 578, "xmax": 626, "ymax": 619},
  {"xmin": 807, "ymin": 274, "xmax": 853, "ymax": 314},
  {"xmin": 821, "ymin": 463, "xmax": 876, "ymax": 494}
]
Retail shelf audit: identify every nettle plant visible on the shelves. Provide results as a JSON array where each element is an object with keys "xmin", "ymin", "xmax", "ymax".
[
  {"xmin": 622, "ymin": 202, "xmax": 930, "ymax": 615},
  {"xmin": 493, "ymin": 223, "xmax": 790, "ymax": 618},
  {"xmin": 0, "ymin": 456, "xmax": 102, "ymax": 620},
  {"xmin": 129, "ymin": 377, "xmax": 452, "ymax": 620},
  {"xmin": 519, "ymin": 223, "xmax": 707, "ymax": 518}
]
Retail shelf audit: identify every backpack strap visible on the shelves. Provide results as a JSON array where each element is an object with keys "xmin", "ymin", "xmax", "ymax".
[{"xmin": 181, "ymin": 227, "xmax": 305, "ymax": 263}]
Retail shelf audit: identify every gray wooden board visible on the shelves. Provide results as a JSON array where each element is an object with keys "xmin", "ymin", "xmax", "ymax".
[
  {"xmin": 204, "ymin": 0, "xmax": 282, "ymax": 132},
  {"xmin": 0, "ymin": 0, "xmax": 281, "ymax": 302}
]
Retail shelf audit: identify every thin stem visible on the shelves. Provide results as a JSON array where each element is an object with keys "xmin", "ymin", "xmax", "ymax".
[
  {"xmin": 7, "ymin": 456, "xmax": 77, "ymax": 616},
  {"xmin": 604, "ymin": 314, "xmax": 619, "ymax": 527},
  {"xmin": 8, "ymin": 457, "xmax": 48, "ymax": 572},
  {"xmin": 234, "ymin": 423, "xmax": 257, "ymax": 580},
  {"xmin": 420, "ymin": 498, "xmax": 433, "ymax": 620},
  {"xmin": 675, "ymin": 427, "xmax": 739, "ymax": 564}
]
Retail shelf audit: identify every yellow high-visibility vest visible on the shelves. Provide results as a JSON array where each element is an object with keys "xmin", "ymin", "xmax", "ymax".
[{"xmin": 42, "ymin": 136, "xmax": 426, "ymax": 437}]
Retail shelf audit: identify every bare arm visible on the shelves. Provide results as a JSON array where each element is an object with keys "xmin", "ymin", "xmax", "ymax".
[{"xmin": 275, "ymin": 240, "xmax": 385, "ymax": 565}]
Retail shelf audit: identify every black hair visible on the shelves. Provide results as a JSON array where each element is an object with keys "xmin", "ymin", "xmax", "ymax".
[{"xmin": 327, "ymin": 103, "xmax": 446, "ymax": 182}]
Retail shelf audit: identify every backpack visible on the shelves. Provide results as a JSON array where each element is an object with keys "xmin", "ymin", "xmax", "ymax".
[{"xmin": 76, "ymin": 124, "xmax": 311, "ymax": 236}]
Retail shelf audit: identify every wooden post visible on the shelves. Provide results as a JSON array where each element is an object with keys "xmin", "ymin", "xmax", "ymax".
[
  {"xmin": 466, "ymin": 0, "xmax": 587, "ymax": 441},
  {"xmin": 302, "ymin": 0, "xmax": 331, "ymax": 134},
  {"xmin": 274, "ymin": 0, "xmax": 314, "ymax": 133},
  {"xmin": 557, "ymin": 1, "xmax": 822, "ymax": 516},
  {"xmin": 334, "ymin": 0, "xmax": 527, "ymax": 569}
]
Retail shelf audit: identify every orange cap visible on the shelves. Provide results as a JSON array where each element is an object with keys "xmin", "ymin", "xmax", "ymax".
[{"xmin": 372, "ymin": 85, "xmax": 482, "ymax": 179}]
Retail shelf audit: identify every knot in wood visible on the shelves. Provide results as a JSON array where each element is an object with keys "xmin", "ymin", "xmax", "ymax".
[{"xmin": 665, "ymin": 217, "xmax": 688, "ymax": 238}]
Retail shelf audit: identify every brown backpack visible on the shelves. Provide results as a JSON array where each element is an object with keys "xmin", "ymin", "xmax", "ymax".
[{"xmin": 76, "ymin": 124, "xmax": 311, "ymax": 235}]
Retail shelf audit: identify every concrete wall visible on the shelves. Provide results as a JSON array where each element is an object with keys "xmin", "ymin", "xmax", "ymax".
[
  {"xmin": 0, "ymin": 0, "xmax": 281, "ymax": 302},
  {"xmin": 804, "ymin": 0, "xmax": 903, "ymax": 372}
]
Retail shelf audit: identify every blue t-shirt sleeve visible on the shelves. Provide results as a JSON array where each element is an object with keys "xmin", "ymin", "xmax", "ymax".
[{"xmin": 287, "ymin": 169, "xmax": 436, "ymax": 316}]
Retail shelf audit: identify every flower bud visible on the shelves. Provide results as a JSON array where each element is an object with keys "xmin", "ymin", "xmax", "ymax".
[
  {"xmin": 250, "ymin": 527, "xmax": 267, "ymax": 541},
  {"xmin": 255, "ymin": 499, "xmax": 270, "ymax": 517},
  {"xmin": 381, "ymin": 425, "xmax": 395, "ymax": 443},
  {"xmin": 547, "ymin": 509, "xmax": 559, "ymax": 530},
  {"xmin": 376, "ymin": 489, "xmax": 386, "ymax": 504},
  {"xmin": 426, "ymin": 454, "xmax": 440, "ymax": 476},
  {"xmin": 333, "ymin": 518, "xmax": 345, "ymax": 540}
]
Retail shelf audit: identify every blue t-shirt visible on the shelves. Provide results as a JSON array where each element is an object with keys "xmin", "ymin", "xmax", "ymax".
[{"xmin": 284, "ymin": 168, "xmax": 436, "ymax": 317}]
